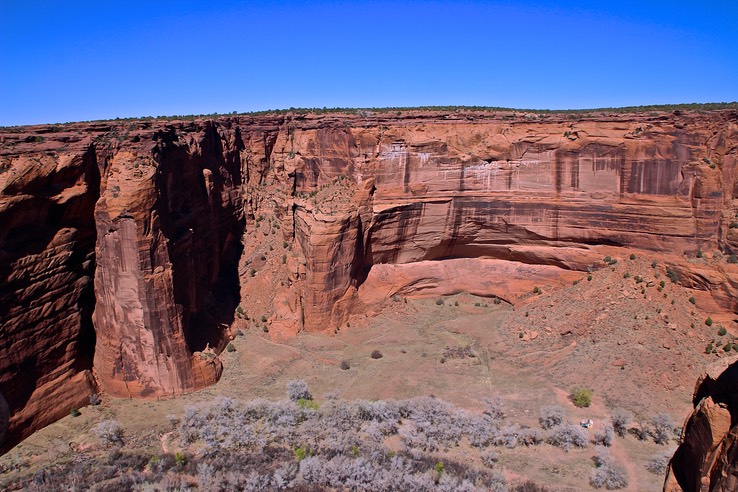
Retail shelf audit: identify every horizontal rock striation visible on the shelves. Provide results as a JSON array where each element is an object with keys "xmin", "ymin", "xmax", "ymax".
[
  {"xmin": 269, "ymin": 111, "xmax": 738, "ymax": 332},
  {"xmin": 1, "ymin": 108, "xmax": 737, "ymax": 448},
  {"xmin": 0, "ymin": 147, "xmax": 99, "ymax": 450}
]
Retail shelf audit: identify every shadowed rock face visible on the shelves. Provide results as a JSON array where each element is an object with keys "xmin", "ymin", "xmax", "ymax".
[
  {"xmin": 92, "ymin": 122, "xmax": 243, "ymax": 398},
  {"xmin": 664, "ymin": 357, "xmax": 738, "ymax": 492},
  {"xmin": 1, "ymin": 109, "xmax": 737, "ymax": 449},
  {"xmin": 0, "ymin": 147, "xmax": 99, "ymax": 450}
]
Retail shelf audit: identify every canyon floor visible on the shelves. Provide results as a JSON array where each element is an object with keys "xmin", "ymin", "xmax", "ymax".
[{"xmin": 2, "ymin": 250, "xmax": 736, "ymax": 491}]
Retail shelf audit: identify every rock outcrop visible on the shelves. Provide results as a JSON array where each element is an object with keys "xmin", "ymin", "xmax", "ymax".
[
  {"xmin": 92, "ymin": 122, "xmax": 243, "ymax": 398},
  {"xmin": 0, "ymin": 146, "xmax": 99, "ymax": 449},
  {"xmin": 1, "ymin": 107, "xmax": 737, "ymax": 450},
  {"xmin": 664, "ymin": 356, "xmax": 738, "ymax": 492}
]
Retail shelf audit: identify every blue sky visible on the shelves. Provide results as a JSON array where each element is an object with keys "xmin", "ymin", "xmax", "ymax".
[{"xmin": 1, "ymin": 1, "xmax": 736, "ymax": 125}]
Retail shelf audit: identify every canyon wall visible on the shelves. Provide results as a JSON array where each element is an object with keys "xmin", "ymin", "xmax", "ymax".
[
  {"xmin": 268, "ymin": 110, "xmax": 738, "ymax": 333},
  {"xmin": 1, "ymin": 108, "xmax": 737, "ymax": 449},
  {"xmin": 664, "ymin": 356, "xmax": 738, "ymax": 492},
  {"xmin": 0, "ymin": 144, "xmax": 99, "ymax": 449}
]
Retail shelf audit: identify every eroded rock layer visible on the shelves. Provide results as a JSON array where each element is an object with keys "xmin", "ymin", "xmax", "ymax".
[
  {"xmin": 664, "ymin": 356, "xmax": 738, "ymax": 492},
  {"xmin": 1, "ymin": 108, "xmax": 737, "ymax": 449},
  {"xmin": 0, "ymin": 147, "xmax": 99, "ymax": 449}
]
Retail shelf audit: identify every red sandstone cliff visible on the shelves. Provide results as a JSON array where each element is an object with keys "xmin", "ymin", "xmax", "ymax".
[
  {"xmin": 664, "ymin": 356, "xmax": 738, "ymax": 492},
  {"xmin": 1, "ymin": 108, "xmax": 737, "ymax": 450}
]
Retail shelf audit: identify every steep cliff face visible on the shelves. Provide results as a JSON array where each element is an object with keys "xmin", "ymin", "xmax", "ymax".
[
  {"xmin": 92, "ymin": 122, "xmax": 244, "ymax": 398},
  {"xmin": 262, "ymin": 111, "xmax": 738, "ymax": 333},
  {"xmin": 0, "ymin": 145, "xmax": 99, "ymax": 450},
  {"xmin": 664, "ymin": 357, "xmax": 738, "ymax": 492},
  {"xmin": 1, "ymin": 108, "xmax": 737, "ymax": 450}
]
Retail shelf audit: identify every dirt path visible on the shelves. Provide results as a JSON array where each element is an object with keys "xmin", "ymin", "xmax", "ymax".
[
  {"xmin": 610, "ymin": 437, "xmax": 639, "ymax": 492},
  {"xmin": 160, "ymin": 431, "xmax": 173, "ymax": 453}
]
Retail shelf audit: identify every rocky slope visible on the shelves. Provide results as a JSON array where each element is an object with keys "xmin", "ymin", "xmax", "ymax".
[
  {"xmin": 664, "ymin": 356, "xmax": 738, "ymax": 492},
  {"xmin": 1, "ymin": 108, "xmax": 737, "ymax": 450}
]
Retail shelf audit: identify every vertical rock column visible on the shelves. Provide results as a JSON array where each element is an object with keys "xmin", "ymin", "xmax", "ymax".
[
  {"xmin": 92, "ymin": 151, "xmax": 213, "ymax": 397},
  {"xmin": 93, "ymin": 124, "xmax": 243, "ymax": 398}
]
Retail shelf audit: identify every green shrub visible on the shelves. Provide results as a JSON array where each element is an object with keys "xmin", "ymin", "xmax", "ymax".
[
  {"xmin": 262, "ymin": 325, "xmax": 269, "ymax": 333},
  {"xmin": 261, "ymin": 315, "xmax": 268, "ymax": 322},
  {"xmin": 651, "ymin": 261, "xmax": 657, "ymax": 268},
  {"xmin": 705, "ymin": 317, "xmax": 713, "ymax": 327},
  {"xmin": 297, "ymin": 398, "xmax": 319, "ymax": 410},
  {"xmin": 689, "ymin": 297, "xmax": 696, "ymax": 304},
  {"xmin": 570, "ymin": 388, "xmax": 593, "ymax": 408},
  {"xmin": 226, "ymin": 343, "xmax": 236, "ymax": 352},
  {"xmin": 705, "ymin": 343, "xmax": 714, "ymax": 354},
  {"xmin": 666, "ymin": 268, "xmax": 678, "ymax": 284},
  {"xmin": 148, "ymin": 455, "xmax": 160, "ymax": 471},
  {"xmin": 587, "ymin": 275, "xmax": 593, "ymax": 281},
  {"xmin": 603, "ymin": 256, "xmax": 612, "ymax": 263},
  {"xmin": 623, "ymin": 272, "xmax": 630, "ymax": 279},
  {"xmin": 293, "ymin": 446, "xmax": 309, "ymax": 462},
  {"xmin": 697, "ymin": 249, "xmax": 703, "ymax": 258},
  {"xmin": 174, "ymin": 451, "xmax": 186, "ymax": 468},
  {"xmin": 533, "ymin": 286, "xmax": 541, "ymax": 294},
  {"xmin": 728, "ymin": 254, "xmax": 738, "ymax": 264},
  {"xmin": 70, "ymin": 408, "xmax": 81, "ymax": 417},
  {"xmin": 629, "ymin": 253, "xmax": 636, "ymax": 260},
  {"xmin": 723, "ymin": 344, "xmax": 732, "ymax": 352},
  {"xmin": 435, "ymin": 299, "xmax": 444, "ymax": 306},
  {"xmin": 718, "ymin": 326, "xmax": 727, "ymax": 336}
]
